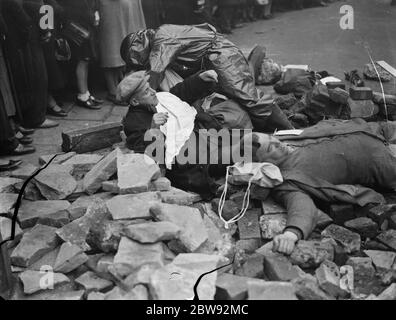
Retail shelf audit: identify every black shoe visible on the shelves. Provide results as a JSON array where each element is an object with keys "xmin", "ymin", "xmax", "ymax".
[
  {"xmin": 47, "ymin": 105, "xmax": 68, "ymax": 117},
  {"xmin": 0, "ymin": 160, "xmax": 22, "ymax": 171},
  {"xmin": 89, "ymin": 96, "xmax": 104, "ymax": 106},
  {"xmin": 76, "ymin": 98, "xmax": 102, "ymax": 110},
  {"xmin": 8, "ymin": 144, "xmax": 36, "ymax": 156}
]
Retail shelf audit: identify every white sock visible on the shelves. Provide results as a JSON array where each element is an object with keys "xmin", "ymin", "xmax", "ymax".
[{"xmin": 78, "ymin": 92, "xmax": 90, "ymax": 101}]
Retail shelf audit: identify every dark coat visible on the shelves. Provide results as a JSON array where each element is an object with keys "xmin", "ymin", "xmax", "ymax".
[{"xmin": 272, "ymin": 119, "xmax": 396, "ymax": 239}]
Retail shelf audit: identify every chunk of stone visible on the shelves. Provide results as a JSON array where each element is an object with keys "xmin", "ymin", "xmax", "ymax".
[
  {"xmin": 14, "ymin": 181, "xmax": 43, "ymax": 201},
  {"xmin": 339, "ymin": 265, "xmax": 354, "ymax": 295},
  {"xmin": 150, "ymin": 203, "xmax": 208, "ymax": 252},
  {"xmin": 344, "ymin": 217, "xmax": 378, "ymax": 239},
  {"xmin": 37, "ymin": 210, "xmax": 70, "ymax": 228},
  {"xmin": 117, "ymin": 151, "xmax": 161, "ymax": 195},
  {"xmin": 122, "ymin": 264, "xmax": 161, "ymax": 289},
  {"xmin": 215, "ymin": 273, "xmax": 250, "ymax": 300},
  {"xmin": 316, "ymin": 260, "xmax": 348, "ymax": 298},
  {"xmin": 87, "ymin": 292, "xmax": 106, "ymax": 300},
  {"xmin": 75, "ymin": 271, "xmax": 113, "ymax": 293},
  {"xmin": 149, "ymin": 261, "xmax": 219, "ymax": 300},
  {"xmin": 107, "ymin": 192, "xmax": 161, "ymax": 220},
  {"xmin": 104, "ymin": 285, "xmax": 148, "ymax": 300},
  {"xmin": 348, "ymin": 98, "xmax": 379, "ymax": 119},
  {"xmin": 264, "ymin": 255, "xmax": 300, "ymax": 282},
  {"xmin": 289, "ymin": 241, "xmax": 334, "ymax": 268},
  {"xmin": 369, "ymin": 204, "xmax": 396, "ymax": 226},
  {"xmin": 28, "ymin": 247, "xmax": 60, "ymax": 271},
  {"xmin": 235, "ymin": 254, "xmax": 265, "ymax": 279},
  {"xmin": 237, "ymin": 209, "xmax": 261, "ymax": 240},
  {"xmin": 375, "ymin": 283, "xmax": 396, "ymax": 300},
  {"xmin": 364, "ymin": 250, "xmax": 396, "ymax": 270},
  {"xmin": 10, "ymin": 163, "xmax": 38, "ymax": 179},
  {"xmin": 260, "ymin": 214, "xmax": 287, "ymax": 240},
  {"xmin": 377, "ymin": 230, "xmax": 396, "ymax": 251},
  {"xmin": 150, "ymin": 177, "xmax": 172, "ymax": 192},
  {"xmin": 57, "ymin": 198, "xmax": 110, "ymax": 251},
  {"xmin": 261, "ymin": 199, "xmax": 286, "ymax": 215},
  {"xmin": 0, "ymin": 217, "xmax": 23, "ymax": 243},
  {"xmin": 160, "ymin": 187, "xmax": 202, "ymax": 206},
  {"xmin": 321, "ymin": 224, "xmax": 361, "ymax": 254},
  {"xmin": 328, "ymin": 204, "xmax": 355, "ymax": 225},
  {"xmin": 19, "ymin": 270, "xmax": 70, "ymax": 295},
  {"xmin": 236, "ymin": 239, "xmax": 262, "ymax": 254},
  {"xmin": 54, "ymin": 242, "xmax": 89, "ymax": 273},
  {"xmin": 63, "ymin": 154, "xmax": 104, "ymax": 177},
  {"xmin": 248, "ymin": 280, "xmax": 297, "ymax": 300},
  {"xmin": 44, "ymin": 290, "xmax": 85, "ymax": 300},
  {"xmin": 86, "ymin": 220, "xmax": 127, "ymax": 253},
  {"xmin": 0, "ymin": 177, "xmax": 23, "ymax": 193},
  {"xmin": 67, "ymin": 193, "xmax": 113, "ymax": 220},
  {"xmin": 83, "ymin": 149, "xmax": 118, "ymax": 195},
  {"xmin": 11, "ymin": 224, "xmax": 59, "ymax": 267},
  {"xmin": 123, "ymin": 221, "xmax": 181, "ymax": 244},
  {"xmin": 18, "ymin": 200, "xmax": 70, "ymax": 229},
  {"xmin": 39, "ymin": 152, "xmax": 76, "ymax": 166},
  {"xmin": 102, "ymin": 180, "xmax": 119, "ymax": 194},
  {"xmin": 33, "ymin": 165, "xmax": 77, "ymax": 200},
  {"xmin": 113, "ymin": 237, "xmax": 165, "ymax": 278},
  {"xmin": 172, "ymin": 254, "xmax": 229, "ymax": 273},
  {"xmin": 292, "ymin": 275, "xmax": 334, "ymax": 300}
]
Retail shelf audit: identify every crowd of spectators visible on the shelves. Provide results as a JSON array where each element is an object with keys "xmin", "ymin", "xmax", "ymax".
[{"xmin": 0, "ymin": 0, "xmax": 346, "ymax": 157}]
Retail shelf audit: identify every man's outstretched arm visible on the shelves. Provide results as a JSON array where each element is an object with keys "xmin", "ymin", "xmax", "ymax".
[{"xmin": 272, "ymin": 189, "xmax": 319, "ymax": 254}]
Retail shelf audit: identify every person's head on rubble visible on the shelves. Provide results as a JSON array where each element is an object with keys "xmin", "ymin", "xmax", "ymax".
[
  {"xmin": 240, "ymin": 132, "xmax": 295, "ymax": 166},
  {"xmin": 116, "ymin": 71, "xmax": 159, "ymax": 111},
  {"xmin": 120, "ymin": 29, "xmax": 156, "ymax": 69}
]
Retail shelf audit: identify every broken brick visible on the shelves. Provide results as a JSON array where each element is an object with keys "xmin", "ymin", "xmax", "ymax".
[
  {"xmin": 215, "ymin": 273, "xmax": 250, "ymax": 300},
  {"xmin": 377, "ymin": 230, "xmax": 396, "ymax": 251},
  {"xmin": 290, "ymin": 241, "xmax": 334, "ymax": 268},
  {"xmin": 237, "ymin": 209, "xmax": 261, "ymax": 240},
  {"xmin": 344, "ymin": 217, "xmax": 378, "ymax": 239},
  {"xmin": 260, "ymin": 214, "xmax": 287, "ymax": 240},
  {"xmin": 315, "ymin": 260, "xmax": 348, "ymax": 298},
  {"xmin": 264, "ymin": 255, "xmax": 300, "ymax": 282},
  {"xmin": 247, "ymin": 280, "xmax": 297, "ymax": 300},
  {"xmin": 321, "ymin": 224, "xmax": 361, "ymax": 254},
  {"xmin": 349, "ymin": 86, "xmax": 373, "ymax": 100}
]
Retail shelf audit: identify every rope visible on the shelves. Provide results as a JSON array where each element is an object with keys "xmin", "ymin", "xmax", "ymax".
[{"xmin": 218, "ymin": 165, "xmax": 253, "ymax": 229}]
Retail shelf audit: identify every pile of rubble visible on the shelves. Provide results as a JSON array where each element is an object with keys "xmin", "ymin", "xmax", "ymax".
[{"xmin": 1, "ymin": 147, "xmax": 396, "ymax": 300}]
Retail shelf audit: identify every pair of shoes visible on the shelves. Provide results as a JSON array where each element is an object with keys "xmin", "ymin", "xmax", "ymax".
[
  {"xmin": 0, "ymin": 160, "xmax": 22, "ymax": 171},
  {"xmin": 8, "ymin": 144, "xmax": 36, "ymax": 156},
  {"xmin": 47, "ymin": 105, "xmax": 68, "ymax": 117},
  {"xmin": 18, "ymin": 126, "xmax": 35, "ymax": 135},
  {"xmin": 107, "ymin": 94, "xmax": 129, "ymax": 106},
  {"xmin": 76, "ymin": 98, "xmax": 102, "ymax": 110},
  {"xmin": 37, "ymin": 119, "xmax": 59, "ymax": 129}
]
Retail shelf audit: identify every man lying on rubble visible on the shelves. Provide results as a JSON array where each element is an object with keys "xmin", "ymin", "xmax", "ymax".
[
  {"xmin": 242, "ymin": 118, "xmax": 396, "ymax": 255},
  {"xmin": 120, "ymin": 23, "xmax": 293, "ymax": 132},
  {"xmin": 117, "ymin": 69, "xmax": 249, "ymax": 198}
]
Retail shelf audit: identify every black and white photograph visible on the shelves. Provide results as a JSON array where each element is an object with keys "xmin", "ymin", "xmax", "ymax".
[{"xmin": 1, "ymin": 0, "xmax": 396, "ymax": 306}]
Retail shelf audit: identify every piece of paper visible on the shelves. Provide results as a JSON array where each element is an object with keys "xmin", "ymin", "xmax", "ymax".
[
  {"xmin": 320, "ymin": 76, "xmax": 342, "ymax": 85},
  {"xmin": 274, "ymin": 129, "xmax": 304, "ymax": 136},
  {"xmin": 376, "ymin": 61, "xmax": 396, "ymax": 78},
  {"xmin": 283, "ymin": 64, "xmax": 309, "ymax": 71}
]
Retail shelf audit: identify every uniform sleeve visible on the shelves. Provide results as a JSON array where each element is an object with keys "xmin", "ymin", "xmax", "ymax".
[{"xmin": 273, "ymin": 187, "xmax": 319, "ymax": 240}]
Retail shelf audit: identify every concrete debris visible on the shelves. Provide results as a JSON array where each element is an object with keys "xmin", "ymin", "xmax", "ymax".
[
  {"xmin": 0, "ymin": 216, "xmax": 23, "ymax": 244},
  {"xmin": 377, "ymin": 230, "xmax": 396, "ymax": 251},
  {"xmin": 75, "ymin": 271, "xmax": 114, "ymax": 293},
  {"xmin": 375, "ymin": 283, "xmax": 396, "ymax": 300},
  {"xmin": 344, "ymin": 217, "xmax": 378, "ymax": 239},
  {"xmin": 315, "ymin": 260, "xmax": 349, "ymax": 298},
  {"xmin": 63, "ymin": 154, "xmax": 104, "ymax": 178},
  {"xmin": 83, "ymin": 149, "xmax": 118, "ymax": 195},
  {"xmin": 289, "ymin": 241, "xmax": 334, "ymax": 268},
  {"xmin": 321, "ymin": 224, "xmax": 361, "ymax": 254},
  {"xmin": 19, "ymin": 270, "xmax": 70, "ymax": 295},
  {"xmin": 11, "ymin": 224, "xmax": 59, "ymax": 267},
  {"xmin": 10, "ymin": 163, "xmax": 38, "ymax": 179},
  {"xmin": 150, "ymin": 203, "xmax": 208, "ymax": 252},
  {"xmin": 150, "ymin": 177, "xmax": 172, "ymax": 192},
  {"xmin": 160, "ymin": 187, "xmax": 202, "ymax": 206},
  {"xmin": 18, "ymin": 200, "xmax": 70, "ymax": 229},
  {"xmin": 215, "ymin": 273, "xmax": 250, "ymax": 300},
  {"xmin": 235, "ymin": 254, "xmax": 265, "ymax": 279},
  {"xmin": 113, "ymin": 237, "xmax": 165, "ymax": 278},
  {"xmin": 339, "ymin": 265, "xmax": 354, "ymax": 295},
  {"xmin": 263, "ymin": 255, "xmax": 300, "ymax": 282},
  {"xmin": 54, "ymin": 242, "xmax": 89, "ymax": 273},
  {"xmin": 292, "ymin": 274, "xmax": 335, "ymax": 300},
  {"xmin": 28, "ymin": 247, "xmax": 60, "ymax": 271},
  {"xmin": 104, "ymin": 285, "xmax": 149, "ymax": 300},
  {"xmin": 39, "ymin": 152, "xmax": 76, "ymax": 166},
  {"xmin": 123, "ymin": 221, "xmax": 181, "ymax": 244},
  {"xmin": 247, "ymin": 280, "xmax": 297, "ymax": 300},
  {"xmin": 368, "ymin": 204, "xmax": 396, "ymax": 226},
  {"xmin": 261, "ymin": 199, "xmax": 287, "ymax": 215},
  {"xmin": 107, "ymin": 192, "xmax": 161, "ymax": 220},
  {"xmin": 364, "ymin": 250, "xmax": 396, "ymax": 270},
  {"xmin": 237, "ymin": 209, "xmax": 261, "ymax": 240},
  {"xmin": 0, "ymin": 177, "xmax": 23, "ymax": 193},
  {"xmin": 259, "ymin": 214, "xmax": 287, "ymax": 240},
  {"xmin": 117, "ymin": 151, "xmax": 161, "ymax": 194}
]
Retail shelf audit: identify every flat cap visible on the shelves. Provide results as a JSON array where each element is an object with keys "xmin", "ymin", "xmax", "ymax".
[{"xmin": 116, "ymin": 71, "xmax": 150, "ymax": 102}]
